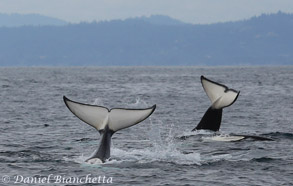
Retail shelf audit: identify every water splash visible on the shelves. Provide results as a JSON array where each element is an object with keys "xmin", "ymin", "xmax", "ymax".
[
  {"xmin": 93, "ymin": 98, "xmax": 104, "ymax": 106},
  {"xmin": 179, "ymin": 129, "xmax": 214, "ymax": 137},
  {"xmin": 110, "ymin": 119, "xmax": 201, "ymax": 165},
  {"xmin": 111, "ymin": 146, "xmax": 201, "ymax": 166},
  {"xmin": 126, "ymin": 97, "xmax": 148, "ymax": 108}
]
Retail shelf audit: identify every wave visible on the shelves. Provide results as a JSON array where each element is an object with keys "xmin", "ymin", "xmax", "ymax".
[
  {"xmin": 262, "ymin": 132, "xmax": 293, "ymax": 139},
  {"xmin": 74, "ymin": 138, "xmax": 95, "ymax": 142},
  {"xmin": 0, "ymin": 149, "xmax": 55, "ymax": 163},
  {"xmin": 251, "ymin": 157, "xmax": 276, "ymax": 163}
]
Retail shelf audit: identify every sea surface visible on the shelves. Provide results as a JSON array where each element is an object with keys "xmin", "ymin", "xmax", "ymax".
[{"xmin": 0, "ymin": 66, "xmax": 293, "ymax": 186}]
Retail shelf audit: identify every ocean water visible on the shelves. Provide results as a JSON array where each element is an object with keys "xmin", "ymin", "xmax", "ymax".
[{"xmin": 0, "ymin": 66, "xmax": 293, "ymax": 186}]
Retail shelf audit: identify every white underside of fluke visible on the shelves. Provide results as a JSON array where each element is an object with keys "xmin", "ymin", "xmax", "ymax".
[
  {"xmin": 86, "ymin": 158, "xmax": 103, "ymax": 164},
  {"xmin": 201, "ymin": 76, "xmax": 240, "ymax": 109},
  {"xmin": 64, "ymin": 96, "xmax": 155, "ymax": 132},
  {"xmin": 203, "ymin": 135, "xmax": 245, "ymax": 142}
]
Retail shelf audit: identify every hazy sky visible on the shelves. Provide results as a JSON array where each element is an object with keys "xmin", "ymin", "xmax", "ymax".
[{"xmin": 0, "ymin": 0, "xmax": 293, "ymax": 24}]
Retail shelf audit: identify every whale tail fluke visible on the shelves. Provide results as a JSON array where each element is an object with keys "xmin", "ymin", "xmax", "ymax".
[
  {"xmin": 63, "ymin": 96, "xmax": 156, "ymax": 162},
  {"xmin": 63, "ymin": 96, "xmax": 156, "ymax": 132},
  {"xmin": 193, "ymin": 76, "xmax": 240, "ymax": 131},
  {"xmin": 201, "ymin": 76, "xmax": 240, "ymax": 110}
]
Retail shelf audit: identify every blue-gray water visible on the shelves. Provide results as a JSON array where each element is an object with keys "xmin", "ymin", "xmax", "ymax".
[{"xmin": 1, "ymin": 66, "xmax": 293, "ymax": 185}]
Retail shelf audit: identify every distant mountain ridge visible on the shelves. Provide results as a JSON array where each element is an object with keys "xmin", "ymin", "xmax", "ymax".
[
  {"xmin": 0, "ymin": 13, "xmax": 67, "ymax": 27},
  {"xmin": 0, "ymin": 13, "xmax": 184, "ymax": 27},
  {"xmin": 137, "ymin": 15, "xmax": 186, "ymax": 25},
  {"xmin": 0, "ymin": 12, "xmax": 292, "ymax": 66}
]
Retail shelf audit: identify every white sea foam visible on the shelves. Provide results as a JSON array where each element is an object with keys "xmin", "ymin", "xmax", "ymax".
[
  {"xmin": 111, "ymin": 146, "xmax": 201, "ymax": 165},
  {"xmin": 179, "ymin": 129, "xmax": 214, "ymax": 138}
]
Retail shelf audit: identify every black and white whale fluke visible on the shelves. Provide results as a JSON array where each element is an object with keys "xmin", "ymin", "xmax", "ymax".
[
  {"xmin": 63, "ymin": 96, "xmax": 156, "ymax": 163},
  {"xmin": 192, "ymin": 76, "xmax": 240, "ymax": 132}
]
